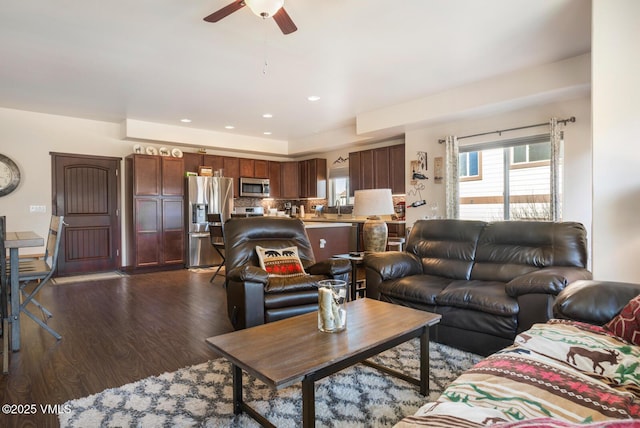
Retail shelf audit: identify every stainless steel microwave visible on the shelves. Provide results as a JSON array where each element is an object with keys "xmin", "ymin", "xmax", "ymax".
[{"xmin": 239, "ymin": 177, "xmax": 270, "ymax": 198}]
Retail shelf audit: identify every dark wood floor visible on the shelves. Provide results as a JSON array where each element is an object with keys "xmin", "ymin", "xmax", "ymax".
[{"xmin": 0, "ymin": 269, "xmax": 233, "ymax": 428}]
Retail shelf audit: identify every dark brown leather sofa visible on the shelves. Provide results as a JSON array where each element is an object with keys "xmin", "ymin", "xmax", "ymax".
[
  {"xmin": 224, "ymin": 217, "xmax": 351, "ymax": 330},
  {"xmin": 364, "ymin": 219, "xmax": 592, "ymax": 355}
]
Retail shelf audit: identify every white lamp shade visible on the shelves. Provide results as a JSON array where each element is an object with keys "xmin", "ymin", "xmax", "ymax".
[
  {"xmin": 244, "ymin": 0, "xmax": 284, "ymax": 17},
  {"xmin": 353, "ymin": 189, "xmax": 395, "ymax": 217}
]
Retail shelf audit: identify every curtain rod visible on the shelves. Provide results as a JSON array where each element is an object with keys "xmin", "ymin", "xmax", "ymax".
[{"xmin": 438, "ymin": 116, "xmax": 575, "ymax": 143}]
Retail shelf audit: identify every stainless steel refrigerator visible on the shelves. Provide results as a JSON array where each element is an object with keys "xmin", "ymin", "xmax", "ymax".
[{"xmin": 186, "ymin": 176, "xmax": 234, "ymax": 268}]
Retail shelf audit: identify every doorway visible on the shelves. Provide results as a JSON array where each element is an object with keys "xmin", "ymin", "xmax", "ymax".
[{"xmin": 51, "ymin": 153, "xmax": 121, "ymax": 276}]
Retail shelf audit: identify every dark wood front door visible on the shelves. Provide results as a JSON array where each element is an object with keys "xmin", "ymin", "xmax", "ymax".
[{"xmin": 51, "ymin": 153, "xmax": 121, "ymax": 276}]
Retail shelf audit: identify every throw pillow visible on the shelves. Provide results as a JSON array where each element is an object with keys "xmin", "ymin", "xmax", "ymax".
[
  {"xmin": 255, "ymin": 246, "xmax": 306, "ymax": 278},
  {"xmin": 604, "ymin": 294, "xmax": 640, "ymax": 345}
]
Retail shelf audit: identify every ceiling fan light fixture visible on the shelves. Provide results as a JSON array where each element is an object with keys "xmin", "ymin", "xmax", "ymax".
[{"xmin": 244, "ymin": 0, "xmax": 284, "ymax": 18}]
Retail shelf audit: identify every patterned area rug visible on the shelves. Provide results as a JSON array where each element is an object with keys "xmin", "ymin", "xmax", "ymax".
[{"xmin": 59, "ymin": 339, "xmax": 482, "ymax": 427}]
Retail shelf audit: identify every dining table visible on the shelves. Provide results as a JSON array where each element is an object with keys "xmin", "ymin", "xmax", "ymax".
[{"xmin": 2, "ymin": 230, "xmax": 44, "ymax": 371}]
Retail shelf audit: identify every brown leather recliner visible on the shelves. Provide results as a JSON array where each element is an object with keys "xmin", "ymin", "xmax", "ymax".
[{"xmin": 224, "ymin": 217, "xmax": 351, "ymax": 330}]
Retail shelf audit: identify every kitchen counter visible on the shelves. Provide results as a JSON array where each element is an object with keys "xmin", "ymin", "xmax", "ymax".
[
  {"xmin": 300, "ymin": 216, "xmax": 405, "ymax": 225},
  {"xmin": 303, "ymin": 222, "xmax": 353, "ymax": 228}
]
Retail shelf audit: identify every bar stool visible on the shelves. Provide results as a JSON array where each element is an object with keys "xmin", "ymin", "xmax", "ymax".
[{"xmin": 387, "ymin": 236, "xmax": 405, "ymax": 252}]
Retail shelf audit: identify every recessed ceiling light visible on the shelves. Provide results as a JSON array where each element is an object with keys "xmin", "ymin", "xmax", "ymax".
[
  {"xmin": 180, "ymin": 118, "xmax": 192, "ymax": 123},
  {"xmin": 263, "ymin": 131, "xmax": 272, "ymax": 135},
  {"xmin": 262, "ymin": 113, "xmax": 273, "ymax": 118},
  {"xmin": 225, "ymin": 125, "xmax": 235, "ymax": 129},
  {"xmin": 307, "ymin": 95, "xmax": 320, "ymax": 102}
]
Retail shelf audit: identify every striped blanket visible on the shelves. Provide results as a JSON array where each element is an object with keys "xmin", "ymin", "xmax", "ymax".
[{"xmin": 396, "ymin": 320, "xmax": 640, "ymax": 427}]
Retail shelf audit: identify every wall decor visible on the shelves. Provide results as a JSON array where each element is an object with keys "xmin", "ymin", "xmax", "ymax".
[
  {"xmin": 434, "ymin": 156, "xmax": 443, "ymax": 184},
  {"xmin": 0, "ymin": 153, "xmax": 21, "ymax": 196}
]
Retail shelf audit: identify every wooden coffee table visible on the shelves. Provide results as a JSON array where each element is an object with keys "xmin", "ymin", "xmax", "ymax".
[{"xmin": 205, "ymin": 298, "xmax": 441, "ymax": 427}]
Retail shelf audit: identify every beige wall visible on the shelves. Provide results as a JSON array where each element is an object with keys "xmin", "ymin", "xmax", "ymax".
[{"xmin": 591, "ymin": 0, "xmax": 640, "ymax": 282}]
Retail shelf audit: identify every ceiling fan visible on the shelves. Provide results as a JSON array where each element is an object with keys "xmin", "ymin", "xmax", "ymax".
[{"xmin": 204, "ymin": 0, "xmax": 298, "ymax": 35}]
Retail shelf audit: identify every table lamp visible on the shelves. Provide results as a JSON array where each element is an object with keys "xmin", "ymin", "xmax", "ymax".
[{"xmin": 353, "ymin": 189, "xmax": 395, "ymax": 252}]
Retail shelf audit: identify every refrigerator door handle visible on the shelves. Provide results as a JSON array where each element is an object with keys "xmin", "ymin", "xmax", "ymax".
[{"xmin": 191, "ymin": 232, "xmax": 210, "ymax": 238}]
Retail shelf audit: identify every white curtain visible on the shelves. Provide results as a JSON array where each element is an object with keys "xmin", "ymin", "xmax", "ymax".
[
  {"xmin": 444, "ymin": 135, "xmax": 459, "ymax": 219},
  {"xmin": 549, "ymin": 117, "xmax": 562, "ymax": 221}
]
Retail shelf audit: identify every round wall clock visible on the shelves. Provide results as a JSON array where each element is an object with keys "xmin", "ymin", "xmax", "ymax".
[{"xmin": 0, "ymin": 154, "xmax": 21, "ymax": 197}]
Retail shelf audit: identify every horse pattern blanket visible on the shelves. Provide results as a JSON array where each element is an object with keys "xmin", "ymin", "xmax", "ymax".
[{"xmin": 397, "ymin": 320, "xmax": 640, "ymax": 427}]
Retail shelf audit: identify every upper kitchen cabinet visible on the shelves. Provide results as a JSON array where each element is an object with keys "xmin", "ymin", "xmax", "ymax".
[
  {"xmin": 349, "ymin": 144, "xmax": 405, "ymax": 196},
  {"xmin": 269, "ymin": 161, "xmax": 281, "ymax": 199},
  {"xmin": 239, "ymin": 159, "xmax": 269, "ymax": 178},
  {"xmin": 280, "ymin": 161, "xmax": 299, "ymax": 199},
  {"xmin": 389, "ymin": 144, "xmax": 405, "ymax": 194},
  {"xmin": 299, "ymin": 158, "xmax": 327, "ymax": 199}
]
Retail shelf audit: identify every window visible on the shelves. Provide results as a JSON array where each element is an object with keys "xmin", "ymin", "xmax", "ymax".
[
  {"xmin": 328, "ymin": 167, "xmax": 350, "ymax": 206},
  {"xmin": 459, "ymin": 151, "xmax": 481, "ymax": 181},
  {"xmin": 458, "ymin": 134, "xmax": 560, "ymax": 222},
  {"xmin": 512, "ymin": 142, "xmax": 551, "ymax": 165}
]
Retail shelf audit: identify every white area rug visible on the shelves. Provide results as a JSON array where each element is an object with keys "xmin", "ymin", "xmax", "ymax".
[{"xmin": 60, "ymin": 339, "xmax": 482, "ymax": 427}]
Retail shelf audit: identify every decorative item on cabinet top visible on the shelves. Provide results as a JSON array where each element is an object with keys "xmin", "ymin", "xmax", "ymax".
[{"xmin": 132, "ymin": 144, "xmax": 184, "ymax": 158}]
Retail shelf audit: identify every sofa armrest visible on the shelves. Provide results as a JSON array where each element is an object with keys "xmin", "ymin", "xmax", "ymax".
[
  {"xmin": 505, "ymin": 267, "xmax": 592, "ymax": 297},
  {"xmin": 364, "ymin": 252, "xmax": 423, "ymax": 281},
  {"xmin": 553, "ymin": 279, "xmax": 640, "ymax": 324},
  {"xmin": 307, "ymin": 258, "xmax": 351, "ymax": 276},
  {"xmin": 364, "ymin": 252, "xmax": 423, "ymax": 300},
  {"xmin": 227, "ymin": 265, "xmax": 269, "ymax": 285}
]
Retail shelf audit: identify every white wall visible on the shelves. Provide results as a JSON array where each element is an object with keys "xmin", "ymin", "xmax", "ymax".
[{"xmin": 591, "ymin": 0, "xmax": 640, "ymax": 282}]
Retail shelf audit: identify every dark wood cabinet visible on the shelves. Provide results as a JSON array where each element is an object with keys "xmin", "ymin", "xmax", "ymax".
[
  {"xmin": 269, "ymin": 161, "xmax": 281, "ymax": 198},
  {"xmin": 389, "ymin": 144, "xmax": 405, "ymax": 194},
  {"xmin": 349, "ymin": 144, "xmax": 405, "ymax": 195},
  {"xmin": 223, "ymin": 157, "xmax": 240, "ymax": 196},
  {"xmin": 299, "ymin": 158, "xmax": 326, "ymax": 199},
  {"xmin": 239, "ymin": 158, "xmax": 269, "ymax": 178},
  {"xmin": 348, "ymin": 151, "xmax": 361, "ymax": 197},
  {"xmin": 239, "ymin": 159, "xmax": 254, "ymax": 177},
  {"xmin": 203, "ymin": 154, "xmax": 225, "ymax": 173},
  {"xmin": 126, "ymin": 154, "xmax": 184, "ymax": 270},
  {"xmin": 361, "ymin": 149, "xmax": 374, "ymax": 190},
  {"xmin": 182, "ymin": 152, "xmax": 203, "ymax": 175},
  {"xmin": 280, "ymin": 161, "xmax": 299, "ymax": 199},
  {"xmin": 374, "ymin": 147, "xmax": 390, "ymax": 189},
  {"xmin": 254, "ymin": 160, "xmax": 269, "ymax": 178}
]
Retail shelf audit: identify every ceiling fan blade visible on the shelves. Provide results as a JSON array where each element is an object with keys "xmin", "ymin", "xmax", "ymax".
[
  {"xmin": 204, "ymin": 0, "xmax": 246, "ymax": 23},
  {"xmin": 273, "ymin": 7, "xmax": 297, "ymax": 34}
]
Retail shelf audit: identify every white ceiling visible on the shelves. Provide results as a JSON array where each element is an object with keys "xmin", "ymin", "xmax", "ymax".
[{"xmin": 0, "ymin": 0, "xmax": 591, "ymax": 149}]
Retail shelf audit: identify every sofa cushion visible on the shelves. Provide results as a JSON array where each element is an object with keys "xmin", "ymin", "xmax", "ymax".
[
  {"xmin": 470, "ymin": 221, "xmax": 588, "ymax": 283},
  {"xmin": 605, "ymin": 294, "xmax": 640, "ymax": 345},
  {"xmin": 378, "ymin": 274, "xmax": 451, "ymax": 305},
  {"xmin": 437, "ymin": 306, "xmax": 518, "ymax": 339},
  {"xmin": 435, "ymin": 280, "xmax": 519, "ymax": 316},
  {"xmin": 264, "ymin": 274, "xmax": 326, "ymax": 294},
  {"xmin": 407, "ymin": 219, "xmax": 485, "ymax": 280}
]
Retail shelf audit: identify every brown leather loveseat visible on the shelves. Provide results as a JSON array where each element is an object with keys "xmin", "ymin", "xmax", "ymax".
[
  {"xmin": 364, "ymin": 219, "xmax": 592, "ymax": 355},
  {"xmin": 224, "ymin": 217, "xmax": 351, "ymax": 330}
]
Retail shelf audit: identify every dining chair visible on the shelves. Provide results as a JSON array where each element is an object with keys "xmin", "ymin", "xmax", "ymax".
[
  {"xmin": 207, "ymin": 213, "xmax": 226, "ymax": 284},
  {"xmin": 16, "ymin": 215, "xmax": 64, "ymax": 340}
]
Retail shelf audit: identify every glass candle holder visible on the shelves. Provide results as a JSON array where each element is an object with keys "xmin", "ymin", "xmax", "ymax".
[{"xmin": 317, "ymin": 279, "xmax": 347, "ymax": 333}]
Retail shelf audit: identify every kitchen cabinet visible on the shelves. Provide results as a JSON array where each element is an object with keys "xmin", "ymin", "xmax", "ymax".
[
  {"xmin": 239, "ymin": 159, "xmax": 269, "ymax": 178},
  {"xmin": 203, "ymin": 154, "xmax": 225, "ymax": 173},
  {"xmin": 299, "ymin": 158, "xmax": 327, "ymax": 199},
  {"xmin": 304, "ymin": 223, "xmax": 351, "ymax": 262},
  {"xmin": 280, "ymin": 161, "xmax": 299, "ymax": 199},
  {"xmin": 269, "ymin": 161, "xmax": 281, "ymax": 198},
  {"xmin": 126, "ymin": 154, "xmax": 184, "ymax": 270},
  {"xmin": 389, "ymin": 144, "xmax": 405, "ymax": 194},
  {"xmin": 374, "ymin": 147, "xmax": 390, "ymax": 189},
  {"xmin": 223, "ymin": 156, "xmax": 240, "ymax": 196},
  {"xmin": 349, "ymin": 144, "xmax": 405, "ymax": 195},
  {"xmin": 348, "ymin": 151, "xmax": 361, "ymax": 197}
]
